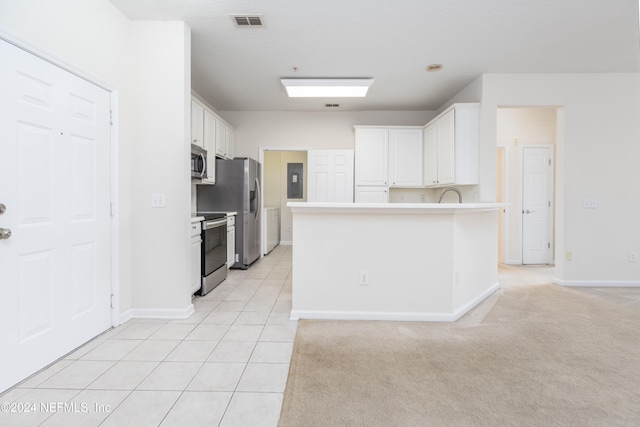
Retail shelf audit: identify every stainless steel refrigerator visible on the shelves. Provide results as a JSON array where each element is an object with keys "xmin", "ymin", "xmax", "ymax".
[{"xmin": 197, "ymin": 157, "xmax": 261, "ymax": 269}]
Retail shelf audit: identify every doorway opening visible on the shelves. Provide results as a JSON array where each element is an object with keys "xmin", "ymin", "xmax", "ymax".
[
  {"xmin": 496, "ymin": 107, "xmax": 560, "ymax": 267},
  {"xmin": 260, "ymin": 147, "xmax": 309, "ymax": 254}
]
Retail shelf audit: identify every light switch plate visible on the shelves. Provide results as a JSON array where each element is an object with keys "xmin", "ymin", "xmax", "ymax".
[
  {"xmin": 583, "ymin": 198, "xmax": 598, "ymax": 209},
  {"xmin": 151, "ymin": 193, "xmax": 166, "ymax": 208}
]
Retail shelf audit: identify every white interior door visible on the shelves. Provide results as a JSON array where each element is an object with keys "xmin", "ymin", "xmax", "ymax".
[
  {"xmin": 522, "ymin": 147, "xmax": 551, "ymax": 264},
  {"xmin": 307, "ymin": 150, "xmax": 354, "ymax": 202},
  {"xmin": 0, "ymin": 39, "xmax": 112, "ymax": 391}
]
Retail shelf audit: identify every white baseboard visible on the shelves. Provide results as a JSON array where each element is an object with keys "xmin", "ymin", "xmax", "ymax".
[
  {"xmin": 290, "ymin": 283, "xmax": 501, "ymax": 323},
  {"xmin": 119, "ymin": 304, "xmax": 195, "ymax": 324},
  {"xmin": 280, "ymin": 240, "xmax": 292, "ymax": 246},
  {"xmin": 290, "ymin": 310, "xmax": 457, "ymax": 322},
  {"xmin": 451, "ymin": 282, "xmax": 501, "ymax": 321},
  {"xmin": 553, "ymin": 278, "xmax": 640, "ymax": 287}
]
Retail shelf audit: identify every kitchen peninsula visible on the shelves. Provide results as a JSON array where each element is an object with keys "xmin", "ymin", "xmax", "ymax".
[{"xmin": 288, "ymin": 202, "xmax": 505, "ymax": 321}]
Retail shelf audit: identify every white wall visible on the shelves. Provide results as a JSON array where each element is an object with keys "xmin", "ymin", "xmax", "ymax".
[
  {"xmin": 481, "ymin": 74, "xmax": 640, "ymax": 284},
  {"xmin": 0, "ymin": 0, "xmax": 194, "ymax": 318},
  {"xmin": 126, "ymin": 22, "xmax": 192, "ymax": 313},
  {"xmin": 222, "ymin": 110, "xmax": 435, "ymax": 159}
]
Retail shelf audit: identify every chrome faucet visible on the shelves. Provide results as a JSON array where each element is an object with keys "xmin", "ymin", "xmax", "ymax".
[{"xmin": 438, "ymin": 188, "xmax": 462, "ymax": 203}]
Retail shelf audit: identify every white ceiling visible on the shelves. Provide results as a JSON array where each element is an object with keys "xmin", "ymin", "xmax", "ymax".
[{"xmin": 108, "ymin": 0, "xmax": 640, "ymax": 112}]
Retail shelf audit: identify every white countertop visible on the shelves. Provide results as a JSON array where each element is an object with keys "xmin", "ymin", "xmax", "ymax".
[{"xmin": 287, "ymin": 202, "xmax": 507, "ymax": 214}]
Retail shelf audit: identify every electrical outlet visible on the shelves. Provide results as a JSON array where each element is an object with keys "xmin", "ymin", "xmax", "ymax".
[
  {"xmin": 583, "ymin": 198, "xmax": 598, "ymax": 209},
  {"xmin": 420, "ymin": 194, "xmax": 426, "ymax": 203},
  {"xmin": 359, "ymin": 271, "xmax": 369, "ymax": 285},
  {"xmin": 566, "ymin": 251, "xmax": 573, "ymax": 261},
  {"xmin": 629, "ymin": 252, "xmax": 637, "ymax": 263}
]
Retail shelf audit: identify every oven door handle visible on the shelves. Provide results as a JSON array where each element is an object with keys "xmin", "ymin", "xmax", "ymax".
[{"xmin": 204, "ymin": 218, "xmax": 227, "ymax": 229}]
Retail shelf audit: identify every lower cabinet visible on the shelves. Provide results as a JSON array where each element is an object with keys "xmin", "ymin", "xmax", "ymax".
[
  {"xmin": 190, "ymin": 220, "xmax": 202, "ymax": 295},
  {"xmin": 355, "ymin": 186, "xmax": 389, "ymax": 203},
  {"xmin": 227, "ymin": 215, "xmax": 236, "ymax": 268}
]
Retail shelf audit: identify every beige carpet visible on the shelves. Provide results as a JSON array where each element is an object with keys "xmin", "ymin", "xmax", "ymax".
[{"xmin": 279, "ymin": 285, "xmax": 640, "ymax": 427}]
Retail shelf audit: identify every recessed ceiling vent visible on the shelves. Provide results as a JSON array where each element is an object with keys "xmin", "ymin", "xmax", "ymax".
[
  {"xmin": 325, "ymin": 104, "xmax": 340, "ymax": 108},
  {"xmin": 231, "ymin": 14, "xmax": 263, "ymax": 27}
]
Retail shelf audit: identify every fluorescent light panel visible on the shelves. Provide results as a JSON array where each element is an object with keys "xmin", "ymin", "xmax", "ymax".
[{"xmin": 280, "ymin": 78, "xmax": 374, "ymax": 97}]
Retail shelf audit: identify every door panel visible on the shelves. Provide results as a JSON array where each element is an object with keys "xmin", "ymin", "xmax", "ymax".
[
  {"xmin": 0, "ymin": 39, "xmax": 111, "ymax": 391},
  {"xmin": 522, "ymin": 147, "xmax": 550, "ymax": 264},
  {"xmin": 308, "ymin": 150, "xmax": 354, "ymax": 202}
]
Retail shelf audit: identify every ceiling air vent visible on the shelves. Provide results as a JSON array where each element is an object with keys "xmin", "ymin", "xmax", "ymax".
[
  {"xmin": 325, "ymin": 104, "xmax": 340, "ymax": 108},
  {"xmin": 231, "ymin": 15, "xmax": 264, "ymax": 27}
]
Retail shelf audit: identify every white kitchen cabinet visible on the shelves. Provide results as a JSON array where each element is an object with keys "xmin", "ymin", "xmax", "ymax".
[
  {"xmin": 225, "ymin": 126, "xmax": 235, "ymax": 159},
  {"xmin": 388, "ymin": 127, "xmax": 423, "ymax": 187},
  {"xmin": 423, "ymin": 103, "xmax": 479, "ymax": 187},
  {"xmin": 355, "ymin": 186, "xmax": 389, "ymax": 203},
  {"xmin": 355, "ymin": 127, "xmax": 388, "ymax": 186},
  {"xmin": 202, "ymin": 109, "xmax": 216, "ymax": 184},
  {"xmin": 190, "ymin": 219, "xmax": 202, "ymax": 295},
  {"xmin": 214, "ymin": 117, "xmax": 235, "ymax": 160},
  {"xmin": 227, "ymin": 215, "xmax": 236, "ymax": 268},
  {"xmin": 191, "ymin": 100, "xmax": 204, "ymax": 148},
  {"xmin": 215, "ymin": 116, "xmax": 226, "ymax": 157}
]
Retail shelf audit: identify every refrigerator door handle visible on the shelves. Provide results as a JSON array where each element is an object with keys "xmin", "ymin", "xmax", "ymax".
[{"xmin": 254, "ymin": 177, "xmax": 261, "ymax": 219}]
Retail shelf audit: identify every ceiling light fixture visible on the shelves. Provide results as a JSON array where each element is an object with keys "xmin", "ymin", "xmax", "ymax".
[{"xmin": 280, "ymin": 78, "xmax": 374, "ymax": 97}]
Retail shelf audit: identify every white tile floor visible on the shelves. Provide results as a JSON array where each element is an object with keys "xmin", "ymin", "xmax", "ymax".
[
  {"xmin": 4, "ymin": 252, "xmax": 639, "ymax": 427},
  {"xmin": 0, "ymin": 245, "xmax": 296, "ymax": 427}
]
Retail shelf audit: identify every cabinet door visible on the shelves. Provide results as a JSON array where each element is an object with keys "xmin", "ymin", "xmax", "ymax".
[
  {"xmin": 355, "ymin": 128, "xmax": 388, "ymax": 186},
  {"xmin": 202, "ymin": 110, "xmax": 216, "ymax": 184},
  {"xmin": 225, "ymin": 126, "xmax": 234, "ymax": 159},
  {"xmin": 215, "ymin": 117, "xmax": 226, "ymax": 157},
  {"xmin": 191, "ymin": 100, "xmax": 204, "ymax": 147},
  {"xmin": 389, "ymin": 128, "xmax": 422, "ymax": 186},
  {"xmin": 355, "ymin": 186, "xmax": 388, "ymax": 203},
  {"xmin": 423, "ymin": 123, "xmax": 438, "ymax": 186},
  {"xmin": 436, "ymin": 109, "xmax": 455, "ymax": 185}
]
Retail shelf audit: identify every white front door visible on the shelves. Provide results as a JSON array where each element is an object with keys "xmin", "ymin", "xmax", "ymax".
[
  {"xmin": 307, "ymin": 150, "xmax": 354, "ymax": 202},
  {"xmin": 522, "ymin": 147, "xmax": 551, "ymax": 264},
  {"xmin": 0, "ymin": 39, "xmax": 112, "ymax": 391}
]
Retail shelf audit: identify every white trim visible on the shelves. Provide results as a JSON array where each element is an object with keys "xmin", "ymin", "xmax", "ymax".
[
  {"xmin": 279, "ymin": 240, "xmax": 293, "ymax": 246},
  {"xmin": 120, "ymin": 304, "xmax": 195, "ymax": 323},
  {"xmin": 0, "ymin": 26, "xmax": 114, "ymax": 91},
  {"xmin": 0, "ymin": 26, "xmax": 120, "ymax": 328},
  {"xmin": 452, "ymin": 282, "xmax": 501, "ymax": 320},
  {"xmin": 290, "ymin": 283, "xmax": 501, "ymax": 322},
  {"xmin": 553, "ymin": 279, "xmax": 640, "ymax": 288},
  {"xmin": 504, "ymin": 258, "xmax": 523, "ymax": 265},
  {"xmin": 496, "ymin": 145, "xmax": 509, "ymax": 264}
]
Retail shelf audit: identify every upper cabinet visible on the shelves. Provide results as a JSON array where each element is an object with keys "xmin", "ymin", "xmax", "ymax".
[
  {"xmin": 423, "ymin": 103, "xmax": 479, "ymax": 188},
  {"xmin": 202, "ymin": 109, "xmax": 216, "ymax": 184},
  {"xmin": 214, "ymin": 116, "xmax": 235, "ymax": 160},
  {"xmin": 388, "ymin": 127, "xmax": 423, "ymax": 187},
  {"xmin": 191, "ymin": 96, "xmax": 236, "ymax": 184},
  {"xmin": 352, "ymin": 103, "xmax": 479, "ymax": 201},
  {"xmin": 191, "ymin": 100, "xmax": 205, "ymax": 148},
  {"xmin": 354, "ymin": 126, "xmax": 423, "ymax": 188},
  {"xmin": 355, "ymin": 127, "xmax": 388, "ymax": 186}
]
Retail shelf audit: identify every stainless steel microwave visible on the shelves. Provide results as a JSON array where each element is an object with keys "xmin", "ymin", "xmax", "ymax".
[{"xmin": 191, "ymin": 144, "xmax": 207, "ymax": 179}]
